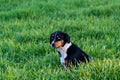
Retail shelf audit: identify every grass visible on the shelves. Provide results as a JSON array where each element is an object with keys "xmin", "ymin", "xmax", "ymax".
[{"xmin": 0, "ymin": 0, "xmax": 120, "ymax": 80}]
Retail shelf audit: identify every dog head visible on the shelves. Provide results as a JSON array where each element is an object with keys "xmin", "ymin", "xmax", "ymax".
[{"xmin": 50, "ymin": 31, "xmax": 70, "ymax": 48}]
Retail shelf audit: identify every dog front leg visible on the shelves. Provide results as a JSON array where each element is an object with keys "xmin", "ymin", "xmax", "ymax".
[{"xmin": 61, "ymin": 62, "xmax": 67, "ymax": 69}]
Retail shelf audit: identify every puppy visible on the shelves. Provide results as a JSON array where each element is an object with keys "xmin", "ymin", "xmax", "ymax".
[{"xmin": 50, "ymin": 31, "xmax": 90, "ymax": 68}]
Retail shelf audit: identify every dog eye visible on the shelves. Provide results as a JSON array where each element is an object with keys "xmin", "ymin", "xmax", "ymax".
[
  {"xmin": 52, "ymin": 35, "xmax": 54, "ymax": 37},
  {"xmin": 56, "ymin": 36, "xmax": 59, "ymax": 38},
  {"xmin": 52, "ymin": 36, "xmax": 54, "ymax": 39},
  {"xmin": 57, "ymin": 36, "xmax": 61, "ymax": 40},
  {"xmin": 51, "ymin": 35, "xmax": 55, "ymax": 39}
]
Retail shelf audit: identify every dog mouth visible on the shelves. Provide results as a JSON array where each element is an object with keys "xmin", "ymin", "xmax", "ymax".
[{"xmin": 51, "ymin": 40, "xmax": 64, "ymax": 48}]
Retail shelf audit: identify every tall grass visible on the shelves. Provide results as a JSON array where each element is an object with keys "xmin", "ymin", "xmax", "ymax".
[{"xmin": 0, "ymin": 0, "xmax": 120, "ymax": 79}]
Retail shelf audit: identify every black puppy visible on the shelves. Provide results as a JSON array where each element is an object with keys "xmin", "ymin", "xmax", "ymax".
[{"xmin": 50, "ymin": 31, "xmax": 90, "ymax": 68}]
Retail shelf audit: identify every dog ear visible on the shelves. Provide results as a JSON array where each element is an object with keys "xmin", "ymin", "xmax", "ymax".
[{"xmin": 63, "ymin": 32, "xmax": 70, "ymax": 43}]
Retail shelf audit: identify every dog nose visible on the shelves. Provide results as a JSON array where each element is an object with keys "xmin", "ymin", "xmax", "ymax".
[
  {"xmin": 52, "ymin": 43, "xmax": 55, "ymax": 47},
  {"xmin": 51, "ymin": 40, "xmax": 55, "ymax": 47},
  {"xmin": 51, "ymin": 41, "xmax": 55, "ymax": 47}
]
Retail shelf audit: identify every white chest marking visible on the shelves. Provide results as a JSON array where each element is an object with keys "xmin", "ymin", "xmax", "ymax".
[{"xmin": 57, "ymin": 42, "xmax": 72, "ymax": 67}]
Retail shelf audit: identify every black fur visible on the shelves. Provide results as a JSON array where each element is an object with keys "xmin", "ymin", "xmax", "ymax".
[
  {"xmin": 66, "ymin": 43, "xmax": 90, "ymax": 66},
  {"xmin": 50, "ymin": 31, "xmax": 90, "ymax": 67}
]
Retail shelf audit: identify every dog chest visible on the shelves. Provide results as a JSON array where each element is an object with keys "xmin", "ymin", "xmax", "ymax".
[
  {"xmin": 57, "ymin": 43, "xmax": 72, "ymax": 64},
  {"xmin": 57, "ymin": 49, "xmax": 67, "ymax": 64}
]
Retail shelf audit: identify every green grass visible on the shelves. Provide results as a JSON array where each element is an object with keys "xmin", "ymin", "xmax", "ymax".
[{"xmin": 0, "ymin": 0, "xmax": 120, "ymax": 79}]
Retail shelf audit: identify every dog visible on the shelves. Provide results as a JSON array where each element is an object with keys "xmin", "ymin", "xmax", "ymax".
[{"xmin": 50, "ymin": 31, "xmax": 90, "ymax": 68}]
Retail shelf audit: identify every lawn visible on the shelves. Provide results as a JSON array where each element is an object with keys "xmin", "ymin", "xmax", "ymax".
[{"xmin": 0, "ymin": 0, "xmax": 120, "ymax": 80}]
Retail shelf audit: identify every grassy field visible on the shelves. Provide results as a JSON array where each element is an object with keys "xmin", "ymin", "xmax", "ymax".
[{"xmin": 0, "ymin": 0, "xmax": 120, "ymax": 80}]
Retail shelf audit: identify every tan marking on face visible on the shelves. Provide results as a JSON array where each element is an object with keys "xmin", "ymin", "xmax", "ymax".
[{"xmin": 54, "ymin": 40, "xmax": 64, "ymax": 48}]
